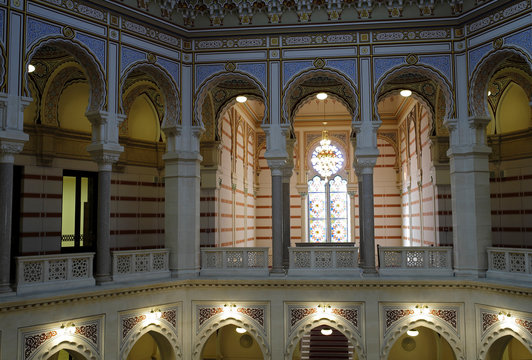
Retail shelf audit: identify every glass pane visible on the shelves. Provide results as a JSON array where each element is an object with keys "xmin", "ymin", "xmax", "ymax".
[
  {"xmin": 331, "ymin": 219, "xmax": 348, "ymax": 242},
  {"xmin": 329, "ymin": 176, "xmax": 349, "ymax": 242},
  {"xmin": 309, "ymin": 219, "xmax": 327, "ymax": 243},
  {"xmin": 61, "ymin": 176, "xmax": 76, "ymax": 247},
  {"xmin": 308, "ymin": 176, "xmax": 326, "ymax": 242},
  {"xmin": 80, "ymin": 177, "xmax": 89, "ymax": 246}
]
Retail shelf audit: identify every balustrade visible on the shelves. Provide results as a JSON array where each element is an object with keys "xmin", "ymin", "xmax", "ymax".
[
  {"xmin": 200, "ymin": 247, "xmax": 269, "ymax": 276},
  {"xmin": 112, "ymin": 248, "xmax": 170, "ymax": 282},
  {"xmin": 378, "ymin": 246, "xmax": 453, "ymax": 276},
  {"xmin": 288, "ymin": 246, "xmax": 360, "ymax": 277},
  {"xmin": 487, "ymin": 247, "xmax": 532, "ymax": 282}
]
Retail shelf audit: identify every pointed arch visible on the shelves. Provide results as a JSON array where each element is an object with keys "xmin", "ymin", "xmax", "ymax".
[
  {"xmin": 285, "ymin": 316, "xmax": 365, "ymax": 360},
  {"xmin": 25, "ymin": 37, "xmax": 106, "ymax": 113},
  {"xmin": 479, "ymin": 324, "xmax": 532, "ymax": 360},
  {"xmin": 381, "ymin": 317, "xmax": 464, "ymax": 360},
  {"xmin": 194, "ymin": 71, "xmax": 268, "ymax": 130},
  {"xmin": 121, "ymin": 322, "xmax": 182, "ymax": 360},
  {"xmin": 374, "ymin": 64, "xmax": 454, "ymax": 123},
  {"xmin": 120, "ymin": 61, "xmax": 180, "ymax": 131},
  {"xmin": 193, "ymin": 315, "xmax": 271, "ymax": 360},
  {"xmin": 32, "ymin": 337, "xmax": 100, "ymax": 360},
  {"xmin": 282, "ymin": 68, "xmax": 359, "ymax": 124},
  {"xmin": 470, "ymin": 47, "xmax": 532, "ymax": 118}
]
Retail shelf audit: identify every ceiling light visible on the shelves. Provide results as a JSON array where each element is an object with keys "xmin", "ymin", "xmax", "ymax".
[
  {"xmin": 236, "ymin": 95, "xmax": 247, "ymax": 103},
  {"xmin": 407, "ymin": 329, "xmax": 419, "ymax": 337},
  {"xmin": 400, "ymin": 89, "xmax": 412, "ymax": 97},
  {"xmin": 321, "ymin": 328, "xmax": 333, "ymax": 336},
  {"xmin": 236, "ymin": 327, "xmax": 247, "ymax": 334},
  {"xmin": 316, "ymin": 92, "xmax": 328, "ymax": 100},
  {"xmin": 488, "ymin": 90, "xmax": 492, "ymax": 96},
  {"xmin": 28, "ymin": 64, "xmax": 36, "ymax": 73}
]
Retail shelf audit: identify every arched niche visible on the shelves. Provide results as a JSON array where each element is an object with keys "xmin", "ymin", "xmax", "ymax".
[
  {"xmin": 193, "ymin": 316, "xmax": 271, "ymax": 360},
  {"xmin": 291, "ymin": 324, "xmax": 361, "ymax": 360},
  {"xmin": 479, "ymin": 326, "xmax": 532, "ymax": 360},
  {"xmin": 381, "ymin": 318, "xmax": 464, "ymax": 360},
  {"xmin": 194, "ymin": 72, "xmax": 267, "ymax": 141},
  {"xmin": 121, "ymin": 322, "xmax": 181, "ymax": 360},
  {"xmin": 484, "ymin": 334, "xmax": 532, "ymax": 360},
  {"xmin": 374, "ymin": 64, "xmax": 453, "ymax": 134},
  {"xmin": 283, "ymin": 69, "xmax": 359, "ymax": 125},
  {"xmin": 469, "ymin": 47, "xmax": 532, "ymax": 118},
  {"xmin": 199, "ymin": 324, "xmax": 264, "ymax": 360},
  {"xmin": 25, "ymin": 37, "xmax": 106, "ymax": 114},
  {"xmin": 285, "ymin": 317, "xmax": 365, "ymax": 360},
  {"xmin": 32, "ymin": 339, "xmax": 100, "ymax": 360},
  {"xmin": 387, "ymin": 325, "xmax": 456, "ymax": 360}
]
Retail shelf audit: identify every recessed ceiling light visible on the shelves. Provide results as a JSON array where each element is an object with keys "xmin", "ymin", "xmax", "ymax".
[
  {"xmin": 400, "ymin": 89, "xmax": 412, "ymax": 97},
  {"xmin": 407, "ymin": 329, "xmax": 419, "ymax": 337},
  {"xmin": 320, "ymin": 328, "xmax": 333, "ymax": 336},
  {"xmin": 316, "ymin": 92, "xmax": 328, "ymax": 100},
  {"xmin": 236, "ymin": 95, "xmax": 247, "ymax": 103},
  {"xmin": 236, "ymin": 327, "xmax": 247, "ymax": 334},
  {"xmin": 28, "ymin": 64, "xmax": 36, "ymax": 73}
]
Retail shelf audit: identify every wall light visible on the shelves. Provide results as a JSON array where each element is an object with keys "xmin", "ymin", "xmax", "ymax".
[
  {"xmin": 320, "ymin": 328, "xmax": 333, "ymax": 336},
  {"xmin": 415, "ymin": 304, "xmax": 429, "ymax": 315},
  {"xmin": 236, "ymin": 327, "xmax": 247, "ymax": 334},
  {"xmin": 407, "ymin": 329, "xmax": 419, "ymax": 337},
  {"xmin": 316, "ymin": 92, "xmax": 328, "ymax": 100},
  {"xmin": 223, "ymin": 304, "xmax": 237, "ymax": 312},
  {"xmin": 317, "ymin": 304, "xmax": 332, "ymax": 314},
  {"xmin": 400, "ymin": 89, "xmax": 412, "ymax": 97},
  {"xmin": 147, "ymin": 309, "xmax": 162, "ymax": 321},
  {"xmin": 236, "ymin": 95, "xmax": 247, "ymax": 103},
  {"xmin": 28, "ymin": 64, "xmax": 36, "ymax": 73},
  {"xmin": 59, "ymin": 323, "xmax": 76, "ymax": 336},
  {"xmin": 498, "ymin": 311, "xmax": 512, "ymax": 322}
]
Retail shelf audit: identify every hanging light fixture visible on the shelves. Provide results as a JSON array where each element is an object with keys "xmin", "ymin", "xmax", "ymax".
[
  {"xmin": 311, "ymin": 95, "xmax": 344, "ymax": 180},
  {"xmin": 320, "ymin": 328, "xmax": 333, "ymax": 336}
]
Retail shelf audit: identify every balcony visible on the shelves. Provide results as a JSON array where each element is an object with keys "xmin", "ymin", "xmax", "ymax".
[
  {"xmin": 15, "ymin": 252, "xmax": 95, "ymax": 294},
  {"xmin": 487, "ymin": 247, "xmax": 532, "ymax": 282},
  {"xmin": 111, "ymin": 249, "xmax": 170, "ymax": 283},
  {"xmin": 378, "ymin": 246, "xmax": 453, "ymax": 276},
  {"xmin": 288, "ymin": 244, "xmax": 361, "ymax": 277},
  {"xmin": 200, "ymin": 247, "xmax": 270, "ymax": 277}
]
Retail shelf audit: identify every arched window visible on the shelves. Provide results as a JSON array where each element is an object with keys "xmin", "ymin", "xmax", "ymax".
[{"xmin": 308, "ymin": 175, "xmax": 350, "ymax": 243}]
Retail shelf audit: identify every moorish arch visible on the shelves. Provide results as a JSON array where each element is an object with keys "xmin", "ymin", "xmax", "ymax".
[
  {"xmin": 374, "ymin": 64, "xmax": 454, "ymax": 130},
  {"xmin": 25, "ymin": 37, "xmax": 106, "ymax": 114},
  {"xmin": 381, "ymin": 317, "xmax": 464, "ymax": 360},
  {"xmin": 469, "ymin": 46, "xmax": 532, "ymax": 118},
  {"xmin": 194, "ymin": 71, "xmax": 267, "ymax": 141},
  {"xmin": 120, "ymin": 61, "xmax": 180, "ymax": 131},
  {"xmin": 41, "ymin": 62, "xmax": 86, "ymax": 127},
  {"xmin": 193, "ymin": 315, "xmax": 271, "ymax": 360},
  {"xmin": 285, "ymin": 316, "xmax": 365, "ymax": 360},
  {"xmin": 282, "ymin": 68, "xmax": 359, "ymax": 125},
  {"xmin": 478, "ymin": 324, "xmax": 532, "ymax": 360},
  {"xmin": 31, "ymin": 338, "xmax": 100, "ymax": 360},
  {"xmin": 121, "ymin": 322, "xmax": 182, "ymax": 360}
]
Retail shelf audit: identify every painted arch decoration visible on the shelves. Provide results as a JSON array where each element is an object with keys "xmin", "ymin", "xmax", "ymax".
[
  {"xmin": 469, "ymin": 46, "xmax": 532, "ymax": 118},
  {"xmin": 192, "ymin": 303, "xmax": 271, "ymax": 360},
  {"xmin": 25, "ymin": 37, "xmax": 107, "ymax": 114},
  {"xmin": 282, "ymin": 68, "xmax": 359, "ymax": 124},
  {"xmin": 20, "ymin": 316, "xmax": 102, "ymax": 360},
  {"xmin": 120, "ymin": 61, "xmax": 181, "ymax": 130},
  {"xmin": 284, "ymin": 303, "xmax": 365, "ymax": 360},
  {"xmin": 380, "ymin": 304, "xmax": 464, "ymax": 360}
]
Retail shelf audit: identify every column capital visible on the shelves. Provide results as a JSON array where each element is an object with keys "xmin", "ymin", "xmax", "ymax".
[
  {"xmin": 86, "ymin": 144, "xmax": 123, "ymax": 171},
  {"xmin": 85, "ymin": 110, "xmax": 126, "ymax": 125},
  {"xmin": 267, "ymin": 158, "xmax": 287, "ymax": 176},
  {"xmin": 0, "ymin": 137, "xmax": 26, "ymax": 163}
]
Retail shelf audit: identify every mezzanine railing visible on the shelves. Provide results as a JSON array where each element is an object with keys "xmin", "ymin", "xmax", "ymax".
[
  {"xmin": 487, "ymin": 247, "xmax": 532, "ymax": 282},
  {"xmin": 112, "ymin": 248, "xmax": 170, "ymax": 282},
  {"xmin": 288, "ymin": 246, "xmax": 360, "ymax": 277},
  {"xmin": 378, "ymin": 246, "xmax": 453, "ymax": 276},
  {"xmin": 200, "ymin": 247, "xmax": 269, "ymax": 277},
  {"xmin": 16, "ymin": 252, "xmax": 95, "ymax": 294}
]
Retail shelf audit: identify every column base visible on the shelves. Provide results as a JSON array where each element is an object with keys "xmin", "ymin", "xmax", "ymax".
[
  {"xmin": 362, "ymin": 267, "xmax": 378, "ymax": 276},
  {"xmin": 170, "ymin": 269, "xmax": 200, "ymax": 279},
  {"xmin": 270, "ymin": 269, "xmax": 286, "ymax": 277},
  {"xmin": 454, "ymin": 268, "xmax": 487, "ymax": 278},
  {"xmin": 95, "ymin": 274, "xmax": 113, "ymax": 284},
  {"xmin": 0, "ymin": 284, "xmax": 14, "ymax": 294}
]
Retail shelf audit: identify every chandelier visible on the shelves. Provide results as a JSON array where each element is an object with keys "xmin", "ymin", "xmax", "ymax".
[{"xmin": 311, "ymin": 122, "xmax": 344, "ymax": 180}]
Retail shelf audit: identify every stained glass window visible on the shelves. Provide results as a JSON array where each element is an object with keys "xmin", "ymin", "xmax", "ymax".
[
  {"xmin": 308, "ymin": 175, "xmax": 350, "ymax": 243},
  {"xmin": 308, "ymin": 176, "xmax": 327, "ymax": 243}
]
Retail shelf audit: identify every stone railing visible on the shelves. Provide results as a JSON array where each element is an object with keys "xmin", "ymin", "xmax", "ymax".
[
  {"xmin": 200, "ymin": 247, "xmax": 269, "ymax": 277},
  {"xmin": 288, "ymin": 246, "xmax": 361, "ymax": 277},
  {"xmin": 112, "ymin": 248, "xmax": 170, "ymax": 282},
  {"xmin": 378, "ymin": 246, "xmax": 453, "ymax": 276},
  {"xmin": 487, "ymin": 247, "xmax": 532, "ymax": 282},
  {"xmin": 16, "ymin": 253, "xmax": 95, "ymax": 294}
]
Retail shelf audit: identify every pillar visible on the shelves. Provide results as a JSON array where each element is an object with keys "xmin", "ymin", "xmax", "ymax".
[
  {"xmin": 282, "ymin": 167, "xmax": 291, "ymax": 269},
  {"xmin": 268, "ymin": 159, "xmax": 286, "ymax": 274}
]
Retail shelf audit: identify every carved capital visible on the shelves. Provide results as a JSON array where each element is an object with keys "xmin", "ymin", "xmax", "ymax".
[
  {"xmin": 0, "ymin": 140, "xmax": 25, "ymax": 163},
  {"xmin": 267, "ymin": 159, "xmax": 287, "ymax": 176},
  {"xmin": 86, "ymin": 144, "xmax": 123, "ymax": 171}
]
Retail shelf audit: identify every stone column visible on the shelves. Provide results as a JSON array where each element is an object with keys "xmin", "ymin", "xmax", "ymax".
[
  {"xmin": 282, "ymin": 167, "xmax": 291, "ymax": 269},
  {"xmin": 0, "ymin": 95, "xmax": 31, "ymax": 293},
  {"xmin": 268, "ymin": 159, "xmax": 286, "ymax": 274},
  {"xmin": 86, "ymin": 111, "xmax": 124, "ymax": 283},
  {"xmin": 445, "ymin": 116, "xmax": 492, "ymax": 277}
]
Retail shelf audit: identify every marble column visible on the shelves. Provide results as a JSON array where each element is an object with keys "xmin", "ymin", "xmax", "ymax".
[
  {"xmin": 282, "ymin": 167, "xmax": 292, "ymax": 269},
  {"xmin": 359, "ymin": 165, "xmax": 377, "ymax": 274},
  {"xmin": 0, "ymin": 162, "xmax": 14, "ymax": 292},
  {"xmin": 268, "ymin": 160, "xmax": 286, "ymax": 274},
  {"xmin": 95, "ymin": 166, "xmax": 112, "ymax": 283}
]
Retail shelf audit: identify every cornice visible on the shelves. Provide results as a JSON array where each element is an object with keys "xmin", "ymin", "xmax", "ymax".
[{"xmin": 1, "ymin": 278, "xmax": 530, "ymax": 313}]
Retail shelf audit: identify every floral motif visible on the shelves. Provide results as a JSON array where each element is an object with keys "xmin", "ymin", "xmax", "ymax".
[
  {"xmin": 385, "ymin": 309, "xmax": 414, "ymax": 330},
  {"xmin": 332, "ymin": 308, "xmax": 358, "ymax": 328},
  {"xmin": 482, "ymin": 312, "xmax": 498, "ymax": 332},
  {"xmin": 516, "ymin": 318, "xmax": 532, "ymax": 335},
  {"xmin": 237, "ymin": 307, "xmax": 264, "ymax": 326},
  {"xmin": 198, "ymin": 307, "xmax": 223, "ymax": 326},
  {"xmin": 122, "ymin": 315, "xmax": 146, "ymax": 339},
  {"xmin": 24, "ymin": 331, "xmax": 57, "ymax": 359},
  {"xmin": 75, "ymin": 323, "xmax": 98, "ymax": 345},
  {"xmin": 162, "ymin": 310, "xmax": 177, "ymax": 328},
  {"xmin": 430, "ymin": 309, "xmax": 457, "ymax": 329},
  {"xmin": 290, "ymin": 307, "xmax": 317, "ymax": 326}
]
